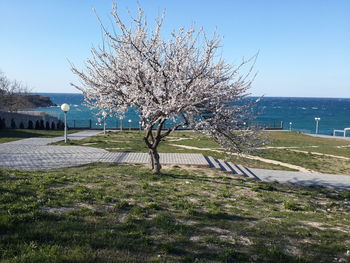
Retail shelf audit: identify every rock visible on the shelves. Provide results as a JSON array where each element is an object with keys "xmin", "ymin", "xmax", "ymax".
[{"xmin": 25, "ymin": 95, "xmax": 56, "ymax": 107}]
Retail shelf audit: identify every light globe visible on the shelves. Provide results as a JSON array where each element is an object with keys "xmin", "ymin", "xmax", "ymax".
[{"xmin": 61, "ymin": 103, "xmax": 70, "ymax": 112}]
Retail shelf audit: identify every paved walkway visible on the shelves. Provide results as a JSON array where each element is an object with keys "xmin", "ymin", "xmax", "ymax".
[
  {"xmin": 0, "ymin": 130, "xmax": 207, "ymax": 169},
  {"xmin": 250, "ymin": 168, "xmax": 350, "ymax": 190},
  {"xmin": 308, "ymin": 134, "xmax": 350, "ymax": 141},
  {"xmin": 0, "ymin": 130, "xmax": 349, "ymax": 189}
]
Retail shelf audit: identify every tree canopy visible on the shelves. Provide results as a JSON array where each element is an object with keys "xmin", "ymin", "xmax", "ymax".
[{"xmin": 71, "ymin": 4, "xmax": 262, "ymax": 173}]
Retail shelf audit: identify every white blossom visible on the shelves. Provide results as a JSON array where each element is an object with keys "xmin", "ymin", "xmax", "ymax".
[{"xmin": 71, "ymin": 4, "xmax": 263, "ymax": 173}]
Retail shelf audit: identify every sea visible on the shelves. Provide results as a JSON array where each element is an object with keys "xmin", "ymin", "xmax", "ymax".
[{"xmin": 34, "ymin": 93, "xmax": 350, "ymax": 135}]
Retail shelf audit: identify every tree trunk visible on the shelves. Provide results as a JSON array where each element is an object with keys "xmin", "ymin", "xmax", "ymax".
[{"xmin": 149, "ymin": 149, "xmax": 161, "ymax": 174}]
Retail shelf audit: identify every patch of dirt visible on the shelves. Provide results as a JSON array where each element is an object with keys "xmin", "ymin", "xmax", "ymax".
[
  {"xmin": 178, "ymin": 219, "xmax": 198, "ymax": 226},
  {"xmin": 202, "ymin": 227, "xmax": 253, "ymax": 245},
  {"xmin": 336, "ymin": 145, "xmax": 350, "ymax": 148},
  {"xmin": 49, "ymin": 184, "xmax": 71, "ymax": 190},
  {"xmin": 300, "ymin": 221, "xmax": 350, "ymax": 233},
  {"xmin": 234, "ymin": 188, "xmax": 259, "ymax": 200},
  {"xmin": 284, "ymin": 245, "xmax": 301, "ymax": 257},
  {"xmin": 203, "ymin": 226, "xmax": 232, "ymax": 234},
  {"xmin": 83, "ymin": 183, "xmax": 97, "ymax": 189},
  {"xmin": 42, "ymin": 203, "xmax": 95, "ymax": 214},
  {"xmin": 166, "ymin": 137, "xmax": 192, "ymax": 142},
  {"xmin": 288, "ymin": 149, "xmax": 350, "ymax": 160},
  {"xmin": 257, "ymin": 146, "xmax": 319, "ymax": 150},
  {"xmin": 189, "ymin": 235, "xmax": 201, "ymax": 241}
]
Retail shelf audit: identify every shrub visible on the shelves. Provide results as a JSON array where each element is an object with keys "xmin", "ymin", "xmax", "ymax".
[
  {"xmin": 19, "ymin": 122, "xmax": 24, "ymax": 129},
  {"xmin": 28, "ymin": 120, "xmax": 33, "ymax": 129},
  {"xmin": 10, "ymin": 119, "xmax": 16, "ymax": 129},
  {"xmin": 45, "ymin": 121, "xmax": 50, "ymax": 130},
  {"xmin": 51, "ymin": 122, "xmax": 56, "ymax": 130},
  {"xmin": 39, "ymin": 120, "xmax": 45, "ymax": 130},
  {"xmin": 35, "ymin": 120, "xmax": 40, "ymax": 129}
]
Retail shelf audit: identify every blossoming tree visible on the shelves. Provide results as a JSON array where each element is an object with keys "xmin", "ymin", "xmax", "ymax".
[{"xmin": 71, "ymin": 4, "xmax": 262, "ymax": 174}]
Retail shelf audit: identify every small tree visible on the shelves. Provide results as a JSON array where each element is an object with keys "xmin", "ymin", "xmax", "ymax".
[
  {"xmin": 35, "ymin": 120, "xmax": 40, "ymax": 130},
  {"xmin": 39, "ymin": 120, "xmax": 45, "ymax": 130},
  {"xmin": 28, "ymin": 120, "xmax": 33, "ymax": 129},
  {"xmin": 0, "ymin": 71, "xmax": 32, "ymax": 112},
  {"xmin": 71, "ymin": 5, "xmax": 262, "ymax": 174},
  {"xmin": 10, "ymin": 119, "xmax": 16, "ymax": 129}
]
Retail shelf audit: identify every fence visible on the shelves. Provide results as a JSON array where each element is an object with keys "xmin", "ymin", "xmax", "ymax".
[
  {"xmin": 65, "ymin": 119, "xmax": 284, "ymax": 130},
  {"xmin": 0, "ymin": 111, "xmax": 61, "ymax": 130}
]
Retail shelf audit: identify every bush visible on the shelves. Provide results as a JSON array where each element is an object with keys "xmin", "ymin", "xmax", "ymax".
[
  {"xmin": 28, "ymin": 120, "xmax": 33, "ymax": 129},
  {"xmin": 39, "ymin": 120, "xmax": 45, "ymax": 130},
  {"xmin": 0, "ymin": 118, "xmax": 4, "ymax": 129},
  {"xmin": 45, "ymin": 121, "xmax": 50, "ymax": 130},
  {"xmin": 10, "ymin": 119, "xmax": 16, "ymax": 129},
  {"xmin": 57, "ymin": 121, "xmax": 64, "ymax": 130},
  {"xmin": 51, "ymin": 122, "xmax": 56, "ymax": 130},
  {"xmin": 35, "ymin": 120, "xmax": 40, "ymax": 129},
  {"xmin": 19, "ymin": 122, "xmax": 24, "ymax": 129}
]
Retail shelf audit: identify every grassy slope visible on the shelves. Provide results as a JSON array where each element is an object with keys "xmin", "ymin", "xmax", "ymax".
[
  {"xmin": 0, "ymin": 129, "xmax": 79, "ymax": 144},
  {"xmin": 256, "ymin": 132, "xmax": 350, "ymax": 175},
  {"xmin": 0, "ymin": 164, "xmax": 349, "ymax": 262},
  {"xmin": 53, "ymin": 130, "xmax": 350, "ymax": 174}
]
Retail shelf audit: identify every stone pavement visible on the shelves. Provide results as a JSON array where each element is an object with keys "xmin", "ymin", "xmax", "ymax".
[
  {"xmin": 0, "ymin": 130, "xmax": 208, "ymax": 169},
  {"xmin": 249, "ymin": 168, "xmax": 350, "ymax": 190}
]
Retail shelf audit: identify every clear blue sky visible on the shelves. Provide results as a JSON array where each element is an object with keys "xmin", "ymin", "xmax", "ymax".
[{"xmin": 0, "ymin": 0, "xmax": 349, "ymax": 97}]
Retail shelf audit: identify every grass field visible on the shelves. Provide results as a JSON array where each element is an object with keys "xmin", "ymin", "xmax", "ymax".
[
  {"xmin": 0, "ymin": 164, "xmax": 349, "ymax": 262},
  {"xmin": 0, "ymin": 129, "xmax": 78, "ymax": 144},
  {"xmin": 53, "ymin": 130, "xmax": 350, "ymax": 175}
]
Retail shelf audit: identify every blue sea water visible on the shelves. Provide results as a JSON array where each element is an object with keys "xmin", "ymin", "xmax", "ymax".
[{"xmin": 35, "ymin": 93, "xmax": 350, "ymax": 135}]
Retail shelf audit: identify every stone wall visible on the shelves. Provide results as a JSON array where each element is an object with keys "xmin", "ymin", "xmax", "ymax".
[{"xmin": 0, "ymin": 111, "xmax": 61, "ymax": 129}]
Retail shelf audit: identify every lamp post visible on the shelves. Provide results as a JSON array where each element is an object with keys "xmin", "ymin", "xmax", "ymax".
[
  {"xmin": 314, "ymin": 117, "xmax": 321, "ymax": 134},
  {"xmin": 289, "ymin": 122, "xmax": 292, "ymax": 131},
  {"xmin": 102, "ymin": 111, "xmax": 107, "ymax": 135},
  {"xmin": 128, "ymin": 119, "xmax": 132, "ymax": 131},
  {"xmin": 60, "ymin": 103, "xmax": 70, "ymax": 143},
  {"xmin": 119, "ymin": 116, "xmax": 124, "ymax": 131}
]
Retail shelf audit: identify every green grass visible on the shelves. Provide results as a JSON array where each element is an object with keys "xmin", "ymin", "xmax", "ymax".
[
  {"xmin": 0, "ymin": 164, "xmax": 349, "ymax": 262},
  {"xmin": 0, "ymin": 129, "xmax": 79, "ymax": 144}
]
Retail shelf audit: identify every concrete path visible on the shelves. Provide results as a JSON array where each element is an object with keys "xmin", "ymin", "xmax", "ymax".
[
  {"xmin": 250, "ymin": 168, "xmax": 350, "ymax": 190},
  {"xmin": 0, "ymin": 130, "xmax": 207, "ymax": 169},
  {"xmin": 308, "ymin": 134, "xmax": 350, "ymax": 141}
]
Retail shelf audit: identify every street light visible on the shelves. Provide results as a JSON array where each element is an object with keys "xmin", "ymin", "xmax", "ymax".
[
  {"xmin": 60, "ymin": 103, "xmax": 70, "ymax": 143},
  {"xmin": 289, "ymin": 122, "xmax": 292, "ymax": 131},
  {"xmin": 128, "ymin": 119, "xmax": 132, "ymax": 131},
  {"xmin": 102, "ymin": 111, "xmax": 107, "ymax": 135},
  {"xmin": 314, "ymin": 117, "xmax": 321, "ymax": 134},
  {"xmin": 119, "ymin": 116, "xmax": 124, "ymax": 131}
]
